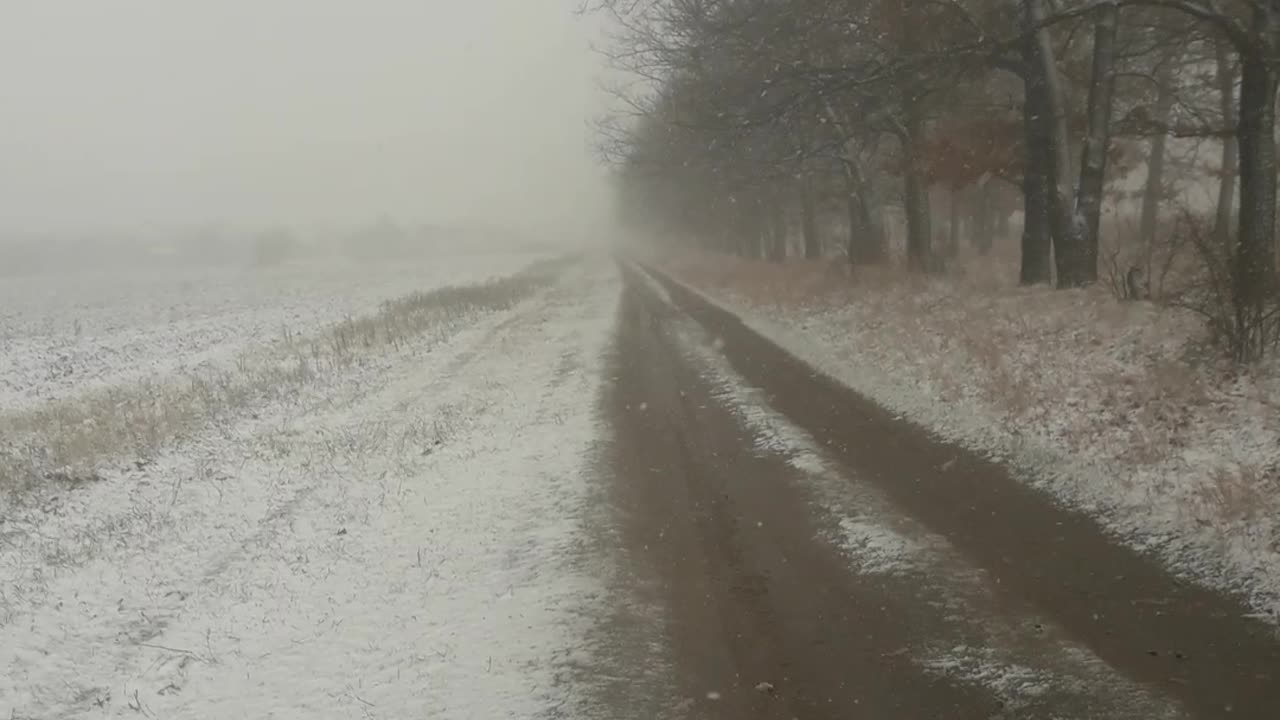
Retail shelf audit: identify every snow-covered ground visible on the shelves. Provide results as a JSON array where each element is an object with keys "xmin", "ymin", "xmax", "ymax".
[
  {"xmin": 0, "ymin": 252, "xmax": 545, "ymax": 410},
  {"xmin": 658, "ymin": 252, "xmax": 1280, "ymax": 622},
  {"xmin": 0, "ymin": 258, "xmax": 620, "ymax": 719}
]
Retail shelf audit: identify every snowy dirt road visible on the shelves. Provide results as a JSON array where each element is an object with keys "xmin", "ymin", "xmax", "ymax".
[
  {"xmin": 608, "ymin": 262, "xmax": 1280, "ymax": 719},
  {"xmin": 7, "ymin": 255, "xmax": 1280, "ymax": 719}
]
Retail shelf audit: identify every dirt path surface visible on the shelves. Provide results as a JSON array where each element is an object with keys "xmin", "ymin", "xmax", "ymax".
[{"xmin": 603, "ymin": 261, "xmax": 1280, "ymax": 719}]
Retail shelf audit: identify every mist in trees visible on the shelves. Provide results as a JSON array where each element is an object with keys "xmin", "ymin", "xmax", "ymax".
[{"xmin": 597, "ymin": 0, "xmax": 1280, "ymax": 361}]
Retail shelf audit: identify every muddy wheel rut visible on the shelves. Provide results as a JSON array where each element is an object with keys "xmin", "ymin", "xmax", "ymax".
[
  {"xmin": 600, "ymin": 261, "xmax": 1280, "ymax": 719},
  {"xmin": 605, "ymin": 272, "xmax": 996, "ymax": 719}
]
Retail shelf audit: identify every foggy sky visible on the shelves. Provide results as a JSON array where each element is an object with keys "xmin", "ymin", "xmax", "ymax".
[{"xmin": 0, "ymin": 1, "xmax": 612, "ymax": 233}]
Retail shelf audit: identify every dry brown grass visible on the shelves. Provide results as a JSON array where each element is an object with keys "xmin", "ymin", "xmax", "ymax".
[
  {"xmin": 667, "ymin": 240, "xmax": 1025, "ymax": 307},
  {"xmin": 1196, "ymin": 463, "xmax": 1275, "ymax": 528},
  {"xmin": 666, "ymin": 252, "xmax": 861, "ymax": 308}
]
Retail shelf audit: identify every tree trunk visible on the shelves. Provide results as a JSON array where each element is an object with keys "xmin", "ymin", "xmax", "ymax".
[
  {"xmin": 1025, "ymin": 0, "xmax": 1076, "ymax": 279},
  {"xmin": 1059, "ymin": 1, "xmax": 1118, "ymax": 288},
  {"xmin": 841, "ymin": 148, "xmax": 887, "ymax": 263},
  {"xmin": 902, "ymin": 96, "xmax": 934, "ymax": 272},
  {"xmin": 948, "ymin": 186, "xmax": 963, "ymax": 261},
  {"xmin": 1233, "ymin": 48, "xmax": 1278, "ymax": 357},
  {"xmin": 973, "ymin": 181, "xmax": 995, "ymax": 255},
  {"xmin": 767, "ymin": 199, "xmax": 788, "ymax": 262},
  {"xmin": 801, "ymin": 173, "xmax": 821, "ymax": 259},
  {"xmin": 1021, "ymin": 28, "xmax": 1054, "ymax": 285},
  {"xmin": 740, "ymin": 202, "xmax": 764, "ymax": 258},
  {"xmin": 822, "ymin": 102, "xmax": 888, "ymax": 264},
  {"xmin": 995, "ymin": 184, "xmax": 1012, "ymax": 238},
  {"xmin": 1021, "ymin": 162, "xmax": 1054, "ymax": 284},
  {"xmin": 845, "ymin": 192, "xmax": 861, "ymax": 263},
  {"xmin": 904, "ymin": 169, "xmax": 933, "ymax": 272},
  {"xmin": 1139, "ymin": 54, "xmax": 1175, "ymax": 256},
  {"xmin": 1214, "ymin": 37, "xmax": 1238, "ymax": 246}
]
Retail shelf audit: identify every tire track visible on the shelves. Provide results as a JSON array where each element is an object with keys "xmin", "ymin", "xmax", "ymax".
[{"xmin": 603, "ymin": 268, "xmax": 996, "ymax": 718}]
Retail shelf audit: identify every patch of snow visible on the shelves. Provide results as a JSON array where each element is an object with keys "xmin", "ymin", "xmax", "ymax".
[
  {"xmin": 0, "ymin": 260, "xmax": 620, "ymax": 719},
  {"xmin": 920, "ymin": 647, "xmax": 1054, "ymax": 711}
]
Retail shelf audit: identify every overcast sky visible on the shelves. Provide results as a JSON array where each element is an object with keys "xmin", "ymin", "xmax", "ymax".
[{"xmin": 0, "ymin": 1, "xmax": 613, "ymax": 234}]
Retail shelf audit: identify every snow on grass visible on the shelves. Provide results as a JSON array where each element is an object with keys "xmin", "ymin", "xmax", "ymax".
[
  {"xmin": 0, "ymin": 256, "xmax": 565, "ymax": 503},
  {"xmin": 0, "ymin": 258, "xmax": 620, "ymax": 719},
  {"xmin": 668, "ymin": 312, "xmax": 1184, "ymax": 718},
  {"xmin": 0, "ymin": 251, "xmax": 546, "ymax": 411}
]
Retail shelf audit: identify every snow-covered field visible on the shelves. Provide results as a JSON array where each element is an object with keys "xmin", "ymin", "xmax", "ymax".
[
  {"xmin": 0, "ymin": 256, "xmax": 621, "ymax": 719},
  {"xmin": 0, "ymin": 252, "xmax": 545, "ymax": 410},
  {"xmin": 659, "ymin": 252, "xmax": 1280, "ymax": 622}
]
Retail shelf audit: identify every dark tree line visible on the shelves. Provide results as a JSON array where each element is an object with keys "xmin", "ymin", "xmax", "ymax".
[{"xmin": 595, "ymin": 0, "xmax": 1280, "ymax": 361}]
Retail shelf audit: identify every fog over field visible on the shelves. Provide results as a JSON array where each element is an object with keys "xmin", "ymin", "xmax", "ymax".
[{"xmin": 0, "ymin": 0, "xmax": 612, "ymax": 259}]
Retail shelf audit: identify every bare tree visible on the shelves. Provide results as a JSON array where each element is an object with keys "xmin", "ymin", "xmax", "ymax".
[{"xmin": 594, "ymin": 0, "xmax": 1280, "ymax": 359}]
